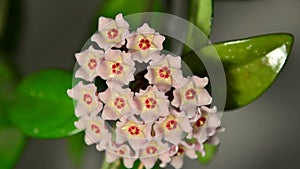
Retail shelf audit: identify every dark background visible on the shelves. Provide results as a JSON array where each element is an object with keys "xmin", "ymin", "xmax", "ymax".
[{"xmin": 13, "ymin": 0, "xmax": 300, "ymax": 169}]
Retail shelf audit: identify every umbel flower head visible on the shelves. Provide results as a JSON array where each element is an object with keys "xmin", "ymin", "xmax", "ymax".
[{"xmin": 67, "ymin": 13, "xmax": 223, "ymax": 169}]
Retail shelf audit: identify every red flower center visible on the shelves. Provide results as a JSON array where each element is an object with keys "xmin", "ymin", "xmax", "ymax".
[
  {"xmin": 83, "ymin": 94, "xmax": 93, "ymax": 105},
  {"xmin": 88, "ymin": 59, "xmax": 97, "ymax": 70},
  {"xmin": 128, "ymin": 125, "xmax": 140, "ymax": 136},
  {"xmin": 185, "ymin": 89, "xmax": 196, "ymax": 100},
  {"xmin": 113, "ymin": 97, "xmax": 125, "ymax": 109},
  {"xmin": 166, "ymin": 120, "xmax": 177, "ymax": 130},
  {"xmin": 158, "ymin": 66, "xmax": 171, "ymax": 79},
  {"xmin": 144, "ymin": 97, "xmax": 157, "ymax": 109},
  {"xmin": 111, "ymin": 62, "xmax": 123, "ymax": 75},
  {"xmin": 138, "ymin": 38, "xmax": 151, "ymax": 50},
  {"xmin": 91, "ymin": 124, "xmax": 101, "ymax": 134},
  {"xmin": 107, "ymin": 28, "xmax": 119, "ymax": 39},
  {"xmin": 146, "ymin": 146, "xmax": 158, "ymax": 154},
  {"xmin": 195, "ymin": 116, "xmax": 206, "ymax": 127}
]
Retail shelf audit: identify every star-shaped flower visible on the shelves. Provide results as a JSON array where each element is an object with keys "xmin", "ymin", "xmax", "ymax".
[
  {"xmin": 153, "ymin": 108, "xmax": 192, "ymax": 145},
  {"xmin": 75, "ymin": 115, "xmax": 110, "ymax": 150},
  {"xmin": 133, "ymin": 85, "xmax": 170, "ymax": 123},
  {"xmin": 172, "ymin": 76, "xmax": 212, "ymax": 118},
  {"xmin": 104, "ymin": 143, "xmax": 137, "ymax": 168},
  {"xmin": 115, "ymin": 118, "xmax": 152, "ymax": 152},
  {"xmin": 98, "ymin": 50, "xmax": 135, "ymax": 85},
  {"xmin": 145, "ymin": 54, "xmax": 183, "ymax": 92},
  {"xmin": 67, "ymin": 81, "xmax": 102, "ymax": 117},
  {"xmin": 126, "ymin": 23, "xmax": 165, "ymax": 63},
  {"xmin": 75, "ymin": 46, "xmax": 105, "ymax": 82},
  {"xmin": 191, "ymin": 106, "xmax": 221, "ymax": 144},
  {"xmin": 98, "ymin": 83, "xmax": 135, "ymax": 120},
  {"xmin": 91, "ymin": 13, "xmax": 129, "ymax": 50},
  {"xmin": 139, "ymin": 139, "xmax": 171, "ymax": 169}
]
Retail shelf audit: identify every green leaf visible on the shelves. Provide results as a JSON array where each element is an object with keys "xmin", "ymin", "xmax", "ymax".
[
  {"xmin": 0, "ymin": 127, "xmax": 26, "ymax": 169},
  {"xmin": 200, "ymin": 33, "xmax": 294, "ymax": 110},
  {"xmin": 8, "ymin": 69, "xmax": 80, "ymax": 138},
  {"xmin": 66, "ymin": 132, "xmax": 86, "ymax": 168},
  {"xmin": 189, "ymin": 0, "xmax": 213, "ymax": 37},
  {"xmin": 197, "ymin": 144, "xmax": 218, "ymax": 164}
]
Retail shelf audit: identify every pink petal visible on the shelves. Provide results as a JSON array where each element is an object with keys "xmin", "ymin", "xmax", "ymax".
[
  {"xmin": 140, "ymin": 157, "xmax": 157, "ymax": 169},
  {"xmin": 170, "ymin": 155, "xmax": 184, "ymax": 169}
]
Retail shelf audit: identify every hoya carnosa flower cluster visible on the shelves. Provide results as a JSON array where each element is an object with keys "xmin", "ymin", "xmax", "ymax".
[{"xmin": 67, "ymin": 14, "xmax": 223, "ymax": 169}]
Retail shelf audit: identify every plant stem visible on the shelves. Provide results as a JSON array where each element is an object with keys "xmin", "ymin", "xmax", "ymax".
[{"xmin": 138, "ymin": 162, "xmax": 144, "ymax": 169}]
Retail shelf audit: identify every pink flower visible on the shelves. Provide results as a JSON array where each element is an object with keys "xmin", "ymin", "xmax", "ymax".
[
  {"xmin": 67, "ymin": 81, "xmax": 102, "ymax": 117},
  {"xmin": 139, "ymin": 139, "xmax": 171, "ymax": 169},
  {"xmin": 166, "ymin": 141, "xmax": 198, "ymax": 169},
  {"xmin": 104, "ymin": 143, "xmax": 137, "ymax": 168},
  {"xmin": 75, "ymin": 46, "xmax": 105, "ymax": 82},
  {"xmin": 126, "ymin": 23, "xmax": 165, "ymax": 63},
  {"xmin": 145, "ymin": 54, "xmax": 183, "ymax": 92},
  {"xmin": 172, "ymin": 76, "xmax": 212, "ymax": 118},
  {"xmin": 74, "ymin": 115, "xmax": 110, "ymax": 150},
  {"xmin": 115, "ymin": 117, "xmax": 152, "ymax": 152},
  {"xmin": 191, "ymin": 106, "xmax": 221, "ymax": 144},
  {"xmin": 91, "ymin": 13, "xmax": 129, "ymax": 50},
  {"xmin": 98, "ymin": 50, "xmax": 135, "ymax": 85},
  {"xmin": 153, "ymin": 108, "xmax": 192, "ymax": 145},
  {"xmin": 133, "ymin": 86, "xmax": 170, "ymax": 123},
  {"xmin": 98, "ymin": 83, "xmax": 135, "ymax": 120}
]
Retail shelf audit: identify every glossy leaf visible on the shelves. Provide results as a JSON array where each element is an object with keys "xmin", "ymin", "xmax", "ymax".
[
  {"xmin": 197, "ymin": 144, "xmax": 218, "ymax": 164},
  {"xmin": 201, "ymin": 33, "xmax": 294, "ymax": 110},
  {"xmin": 8, "ymin": 69, "xmax": 80, "ymax": 138},
  {"xmin": 0, "ymin": 127, "xmax": 26, "ymax": 169},
  {"xmin": 189, "ymin": 0, "xmax": 213, "ymax": 37}
]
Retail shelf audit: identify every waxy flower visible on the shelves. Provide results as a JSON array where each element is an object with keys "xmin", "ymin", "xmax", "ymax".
[
  {"xmin": 162, "ymin": 141, "xmax": 198, "ymax": 169},
  {"xmin": 75, "ymin": 115, "xmax": 110, "ymax": 150},
  {"xmin": 99, "ymin": 83, "xmax": 134, "ymax": 120},
  {"xmin": 133, "ymin": 85, "xmax": 170, "ymax": 123},
  {"xmin": 68, "ymin": 13, "xmax": 223, "ymax": 169},
  {"xmin": 139, "ymin": 139, "xmax": 171, "ymax": 169},
  {"xmin": 154, "ymin": 108, "xmax": 192, "ymax": 145},
  {"xmin": 75, "ymin": 46, "xmax": 105, "ymax": 82},
  {"xmin": 115, "ymin": 117, "xmax": 152, "ymax": 152},
  {"xmin": 105, "ymin": 143, "xmax": 137, "ymax": 168},
  {"xmin": 67, "ymin": 81, "xmax": 102, "ymax": 117},
  {"xmin": 192, "ymin": 106, "xmax": 221, "ymax": 144},
  {"xmin": 98, "ymin": 50, "xmax": 135, "ymax": 85},
  {"xmin": 92, "ymin": 14, "xmax": 129, "ymax": 50},
  {"xmin": 126, "ymin": 23, "xmax": 165, "ymax": 63},
  {"xmin": 145, "ymin": 54, "xmax": 183, "ymax": 92},
  {"xmin": 172, "ymin": 76, "xmax": 212, "ymax": 118}
]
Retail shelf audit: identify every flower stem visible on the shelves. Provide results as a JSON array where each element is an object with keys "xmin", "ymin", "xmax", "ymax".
[{"xmin": 138, "ymin": 162, "xmax": 144, "ymax": 169}]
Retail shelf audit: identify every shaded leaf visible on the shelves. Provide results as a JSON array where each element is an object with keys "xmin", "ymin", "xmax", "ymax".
[
  {"xmin": 197, "ymin": 144, "xmax": 218, "ymax": 164},
  {"xmin": 8, "ymin": 69, "xmax": 80, "ymax": 138},
  {"xmin": 189, "ymin": 0, "xmax": 213, "ymax": 37},
  {"xmin": 200, "ymin": 33, "xmax": 293, "ymax": 110},
  {"xmin": 0, "ymin": 127, "xmax": 26, "ymax": 169}
]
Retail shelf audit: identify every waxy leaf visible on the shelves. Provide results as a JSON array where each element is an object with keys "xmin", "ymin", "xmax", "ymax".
[
  {"xmin": 197, "ymin": 144, "xmax": 218, "ymax": 164},
  {"xmin": 201, "ymin": 33, "xmax": 293, "ymax": 110},
  {"xmin": 189, "ymin": 0, "xmax": 213, "ymax": 37},
  {"xmin": 8, "ymin": 69, "xmax": 80, "ymax": 138},
  {"xmin": 0, "ymin": 127, "xmax": 25, "ymax": 169}
]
